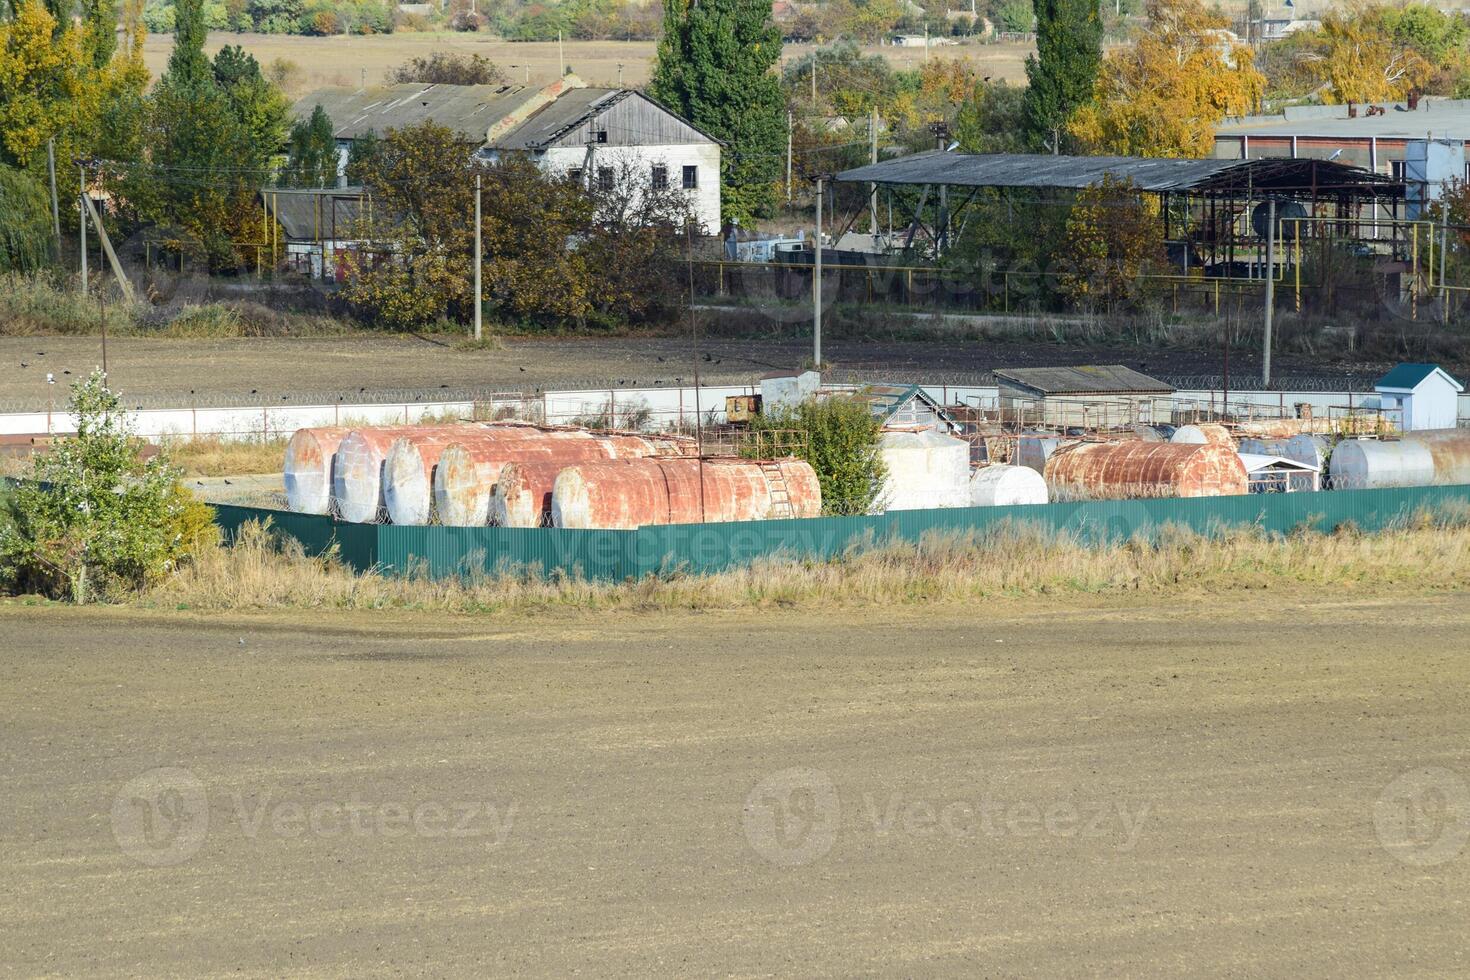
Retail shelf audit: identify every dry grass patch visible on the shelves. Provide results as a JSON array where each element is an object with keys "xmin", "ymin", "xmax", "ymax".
[
  {"xmin": 146, "ymin": 512, "xmax": 1470, "ymax": 615},
  {"xmin": 163, "ymin": 437, "xmax": 288, "ymax": 477}
]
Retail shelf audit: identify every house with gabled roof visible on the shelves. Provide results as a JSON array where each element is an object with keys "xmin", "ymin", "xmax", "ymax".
[{"xmin": 1374, "ymin": 363, "xmax": 1464, "ymax": 431}]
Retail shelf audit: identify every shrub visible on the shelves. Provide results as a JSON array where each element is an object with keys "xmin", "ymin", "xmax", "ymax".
[
  {"xmin": 0, "ymin": 371, "xmax": 217, "ymax": 602},
  {"xmin": 747, "ymin": 395, "xmax": 886, "ymax": 516},
  {"xmin": 387, "ymin": 51, "xmax": 505, "ymax": 85}
]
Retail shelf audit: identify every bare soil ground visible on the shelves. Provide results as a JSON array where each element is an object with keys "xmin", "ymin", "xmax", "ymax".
[
  {"xmin": 140, "ymin": 32, "xmax": 1036, "ymax": 95},
  {"xmin": 0, "ymin": 333, "xmax": 1371, "ymax": 409},
  {"xmin": 3, "ymin": 591, "xmax": 1469, "ymax": 974}
]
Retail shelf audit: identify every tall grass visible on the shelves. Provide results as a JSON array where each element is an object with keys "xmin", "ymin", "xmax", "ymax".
[
  {"xmin": 162, "ymin": 437, "xmax": 289, "ymax": 477},
  {"xmin": 146, "ymin": 512, "xmax": 1470, "ymax": 615}
]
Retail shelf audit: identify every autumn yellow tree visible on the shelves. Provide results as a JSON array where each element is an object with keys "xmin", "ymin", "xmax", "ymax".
[
  {"xmin": 1294, "ymin": 6, "xmax": 1434, "ymax": 104},
  {"xmin": 1059, "ymin": 174, "xmax": 1168, "ymax": 310},
  {"xmin": 1069, "ymin": 0, "xmax": 1264, "ymax": 158},
  {"xmin": 0, "ymin": 0, "xmax": 148, "ymax": 182}
]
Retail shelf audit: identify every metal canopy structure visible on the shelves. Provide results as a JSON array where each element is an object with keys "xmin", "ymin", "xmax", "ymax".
[
  {"xmin": 834, "ymin": 151, "xmax": 1403, "ymax": 198},
  {"xmin": 830, "ymin": 151, "xmax": 1412, "ymax": 280}
]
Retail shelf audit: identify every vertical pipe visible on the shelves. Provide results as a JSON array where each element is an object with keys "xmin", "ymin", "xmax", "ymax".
[
  {"xmin": 814, "ymin": 175, "xmax": 823, "ymax": 369},
  {"xmin": 78, "ymin": 165, "xmax": 87, "ymax": 296},
  {"xmin": 786, "ymin": 109, "xmax": 793, "ymax": 205},
  {"xmin": 1412, "ymin": 223, "xmax": 1419, "ymax": 321},
  {"xmin": 47, "ymin": 138, "xmax": 60, "ymax": 255},
  {"xmin": 1262, "ymin": 199, "xmax": 1275, "ymax": 387},
  {"xmin": 474, "ymin": 173, "xmax": 482, "ymax": 343},
  {"xmin": 1441, "ymin": 207, "xmax": 1450, "ymax": 325},
  {"xmin": 869, "ymin": 105, "xmax": 878, "ymax": 240}
]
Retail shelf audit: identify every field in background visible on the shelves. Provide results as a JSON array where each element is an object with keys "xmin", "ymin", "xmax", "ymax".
[{"xmin": 139, "ymin": 32, "xmax": 1037, "ymax": 96}]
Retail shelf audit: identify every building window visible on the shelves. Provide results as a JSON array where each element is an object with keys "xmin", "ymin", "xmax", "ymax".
[
  {"xmin": 651, "ymin": 165, "xmax": 668, "ymax": 190},
  {"xmin": 567, "ymin": 168, "xmax": 583, "ymax": 185},
  {"xmin": 596, "ymin": 129, "xmax": 608, "ymax": 144},
  {"xmin": 1391, "ymin": 160, "xmax": 1406, "ymax": 181},
  {"xmin": 597, "ymin": 166, "xmax": 613, "ymax": 191},
  {"xmin": 682, "ymin": 165, "xmax": 698, "ymax": 190}
]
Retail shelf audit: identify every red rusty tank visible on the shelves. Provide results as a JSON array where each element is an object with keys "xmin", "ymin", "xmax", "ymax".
[
  {"xmin": 334, "ymin": 425, "xmax": 491, "ymax": 523},
  {"xmin": 381, "ymin": 425, "xmax": 556, "ymax": 525},
  {"xmin": 283, "ymin": 426, "xmax": 350, "ymax": 515},
  {"xmin": 489, "ymin": 460, "xmax": 570, "ymax": 528},
  {"xmin": 434, "ymin": 430, "xmax": 695, "ymax": 526},
  {"xmin": 551, "ymin": 457, "xmax": 822, "ymax": 529},
  {"xmin": 1044, "ymin": 441, "xmax": 1247, "ymax": 499}
]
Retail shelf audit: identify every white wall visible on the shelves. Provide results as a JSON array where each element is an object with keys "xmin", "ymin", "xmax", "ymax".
[{"xmin": 539, "ymin": 143, "xmax": 722, "ymax": 234}]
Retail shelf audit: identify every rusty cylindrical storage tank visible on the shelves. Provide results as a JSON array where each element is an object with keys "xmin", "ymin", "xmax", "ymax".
[
  {"xmin": 282, "ymin": 426, "xmax": 350, "ymax": 515},
  {"xmin": 1044, "ymin": 441, "xmax": 1248, "ymax": 499},
  {"xmin": 490, "ymin": 460, "xmax": 573, "ymax": 528},
  {"xmin": 433, "ymin": 431, "xmax": 695, "ymax": 526},
  {"xmin": 335, "ymin": 425, "xmax": 494, "ymax": 524},
  {"xmin": 552, "ymin": 457, "xmax": 822, "ymax": 529},
  {"xmin": 1170, "ymin": 423, "xmax": 1236, "ymax": 448},
  {"xmin": 381, "ymin": 425, "xmax": 559, "ymax": 525},
  {"xmin": 1403, "ymin": 428, "xmax": 1470, "ymax": 485}
]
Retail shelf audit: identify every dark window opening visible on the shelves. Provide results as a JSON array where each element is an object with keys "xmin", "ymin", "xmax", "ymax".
[
  {"xmin": 651, "ymin": 165, "xmax": 668, "ymax": 190},
  {"xmin": 682, "ymin": 165, "xmax": 698, "ymax": 190},
  {"xmin": 596, "ymin": 130, "xmax": 608, "ymax": 144},
  {"xmin": 567, "ymin": 168, "xmax": 583, "ymax": 185},
  {"xmin": 597, "ymin": 167, "xmax": 614, "ymax": 191}
]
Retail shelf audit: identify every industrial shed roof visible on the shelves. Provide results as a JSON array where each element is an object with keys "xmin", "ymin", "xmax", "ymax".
[
  {"xmin": 1376, "ymin": 363, "xmax": 1464, "ymax": 392},
  {"xmin": 492, "ymin": 88, "xmax": 628, "ymax": 149},
  {"xmin": 834, "ymin": 151, "xmax": 1402, "ymax": 196},
  {"xmin": 295, "ymin": 83, "xmax": 550, "ymax": 141},
  {"xmin": 994, "ymin": 365, "xmax": 1176, "ymax": 396},
  {"xmin": 851, "ymin": 384, "xmax": 964, "ymax": 435},
  {"xmin": 265, "ymin": 188, "xmax": 365, "ymax": 241}
]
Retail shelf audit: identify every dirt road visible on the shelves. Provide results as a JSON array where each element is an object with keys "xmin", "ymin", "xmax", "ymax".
[
  {"xmin": 4, "ymin": 593, "xmax": 1469, "ymax": 974},
  {"xmin": 0, "ymin": 333, "xmax": 1372, "ymax": 409}
]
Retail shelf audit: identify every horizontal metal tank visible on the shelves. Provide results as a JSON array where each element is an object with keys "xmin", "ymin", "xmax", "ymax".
[
  {"xmin": 1239, "ymin": 434, "xmax": 1328, "ymax": 470},
  {"xmin": 334, "ymin": 425, "xmax": 491, "ymax": 524},
  {"xmin": 433, "ymin": 431, "xmax": 695, "ymax": 526},
  {"xmin": 381, "ymin": 428, "xmax": 526, "ymax": 525},
  {"xmin": 879, "ymin": 428, "xmax": 972, "ymax": 511},
  {"xmin": 282, "ymin": 426, "xmax": 350, "ymax": 515},
  {"xmin": 1402, "ymin": 428, "xmax": 1470, "ymax": 485},
  {"xmin": 969, "ymin": 464, "xmax": 1049, "ymax": 506},
  {"xmin": 552, "ymin": 457, "xmax": 822, "ymax": 529},
  {"xmin": 489, "ymin": 460, "xmax": 569, "ymax": 528},
  {"xmin": 1329, "ymin": 437, "xmax": 1438, "ymax": 489},
  {"xmin": 1015, "ymin": 434, "xmax": 1071, "ymax": 474},
  {"xmin": 1170, "ymin": 423, "xmax": 1236, "ymax": 448},
  {"xmin": 1045, "ymin": 441, "xmax": 1248, "ymax": 498}
]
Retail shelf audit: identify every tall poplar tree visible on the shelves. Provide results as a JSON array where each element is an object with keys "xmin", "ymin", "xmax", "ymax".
[
  {"xmin": 1023, "ymin": 0, "xmax": 1102, "ymax": 153},
  {"xmin": 650, "ymin": 0, "xmax": 785, "ymax": 225}
]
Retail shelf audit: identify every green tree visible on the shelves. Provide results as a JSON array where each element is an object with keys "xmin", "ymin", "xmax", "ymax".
[
  {"xmin": 81, "ymin": 0, "xmax": 118, "ymax": 66},
  {"xmin": 281, "ymin": 103, "xmax": 338, "ymax": 187},
  {"xmin": 749, "ymin": 395, "xmax": 886, "ymax": 516},
  {"xmin": 954, "ymin": 80, "xmax": 1026, "ymax": 154},
  {"xmin": 1023, "ymin": 0, "xmax": 1101, "ymax": 152},
  {"xmin": 168, "ymin": 0, "xmax": 212, "ymax": 86},
  {"xmin": 651, "ymin": 0, "xmax": 785, "ymax": 224},
  {"xmin": 213, "ymin": 44, "xmax": 290, "ymax": 157},
  {"xmin": 0, "ymin": 164, "xmax": 54, "ymax": 271},
  {"xmin": 0, "ymin": 370, "xmax": 217, "ymax": 602}
]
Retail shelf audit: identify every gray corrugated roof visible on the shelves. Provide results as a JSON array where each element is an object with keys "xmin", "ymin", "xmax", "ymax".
[
  {"xmin": 294, "ymin": 83, "xmax": 546, "ymax": 141},
  {"xmin": 491, "ymin": 88, "xmax": 626, "ymax": 150},
  {"xmin": 994, "ymin": 365, "xmax": 1176, "ymax": 395},
  {"xmin": 836, "ymin": 151, "xmax": 1240, "ymax": 191},
  {"xmin": 834, "ymin": 151, "xmax": 1401, "ymax": 197},
  {"xmin": 265, "ymin": 188, "xmax": 364, "ymax": 241}
]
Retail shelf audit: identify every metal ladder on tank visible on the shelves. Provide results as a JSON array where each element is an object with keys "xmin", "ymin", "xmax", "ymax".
[{"xmin": 760, "ymin": 461, "xmax": 795, "ymax": 519}]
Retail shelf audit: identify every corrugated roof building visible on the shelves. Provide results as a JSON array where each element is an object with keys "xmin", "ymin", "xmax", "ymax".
[
  {"xmin": 292, "ymin": 76, "xmax": 722, "ymax": 232},
  {"xmin": 994, "ymin": 366, "xmax": 1176, "ymax": 430}
]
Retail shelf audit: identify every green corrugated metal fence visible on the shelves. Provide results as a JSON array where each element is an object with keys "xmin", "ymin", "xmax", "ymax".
[{"xmin": 211, "ymin": 484, "xmax": 1470, "ymax": 581}]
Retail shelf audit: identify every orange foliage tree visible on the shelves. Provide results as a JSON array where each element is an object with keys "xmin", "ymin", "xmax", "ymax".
[{"xmin": 1069, "ymin": 0, "xmax": 1264, "ymax": 158}]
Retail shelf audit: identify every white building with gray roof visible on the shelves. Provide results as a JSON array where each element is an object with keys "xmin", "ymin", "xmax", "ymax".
[{"xmin": 293, "ymin": 75, "xmax": 723, "ymax": 232}]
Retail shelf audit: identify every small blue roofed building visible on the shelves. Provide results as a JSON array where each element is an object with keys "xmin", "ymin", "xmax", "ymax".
[{"xmin": 1374, "ymin": 363, "xmax": 1464, "ymax": 431}]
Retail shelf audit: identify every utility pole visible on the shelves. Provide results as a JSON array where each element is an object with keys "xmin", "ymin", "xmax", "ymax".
[
  {"xmin": 810, "ymin": 61, "xmax": 817, "ymax": 105},
  {"xmin": 473, "ymin": 173, "xmax": 482, "ymax": 343},
  {"xmin": 78, "ymin": 164, "xmax": 87, "ymax": 297},
  {"xmin": 1441, "ymin": 203, "xmax": 1450, "ymax": 325},
  {"xmin": 869, "ymin": 106, "xmax": 879, "ymax": 239},
  {"xmin": 558, "ymin": 30, "xmax": 565, "ymax": 76},
  {"xmin": 786, "ymin": 109, "xmax": 793, "ymax": 205},
  {"xmin": 1262, "ymin": 198, "xmax": 1275, "ymax": 387},
  {"xmin": 47, "ymin": 138, "xmax": 60, "ymax": 255},
  {"xmin": 813, "ymin": 174, "xmax": 824, "ymax": 370},
  {"xmin": 617, "ymin": 63, "xmax": 623, "ymax": 87}
]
